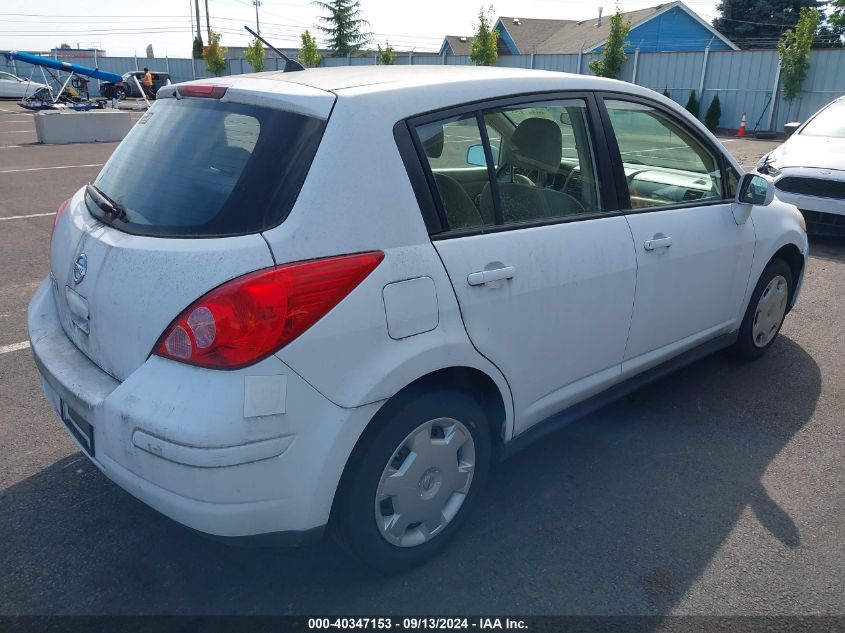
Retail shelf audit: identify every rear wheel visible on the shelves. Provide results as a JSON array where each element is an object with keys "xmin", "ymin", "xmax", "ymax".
[
  {"xmin": 113, "ymin": 86, "xmax": 127, "ymax": 100},
  {"xmin": 334, "ymin": 390, "xmax": 492, "ymax": 573},
  {"xmin": 734, "ymin": 258, "xmax": 792, "ymax": 360}
]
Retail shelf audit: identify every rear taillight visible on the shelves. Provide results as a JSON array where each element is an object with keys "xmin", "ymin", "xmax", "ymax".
[
  {"xmin": 52, "ymin": 198, "xmax": 70, "ymax": 240},
  {"xmin": 154, "ymin": 251, "xmax": 384, "ymax": 369}
]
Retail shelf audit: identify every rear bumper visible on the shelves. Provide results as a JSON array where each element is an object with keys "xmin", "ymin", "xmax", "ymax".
[{"xmin": 28, "ymin": 278, "xmax": 383, "ymax": 540}]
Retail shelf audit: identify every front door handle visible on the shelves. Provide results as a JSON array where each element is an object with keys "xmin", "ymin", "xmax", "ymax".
[
  {"xmin": 467, "ymin": 265, "xmax": 516, "ymax": 286},
  {"xmin": 644, "ymin": 236, "xmax": 673, "ymax": 251}
]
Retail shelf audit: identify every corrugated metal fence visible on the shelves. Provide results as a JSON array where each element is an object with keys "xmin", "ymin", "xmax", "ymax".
[{"xmin": 5, "ymin": 49, "xmax": 844, "ymax": 131}]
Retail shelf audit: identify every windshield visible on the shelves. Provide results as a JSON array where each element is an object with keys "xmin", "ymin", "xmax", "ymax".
[
  {"xmin": 87, "ymin": 97, "xmax": 325, "ymax": 237},
  {"xmin": 800, "ymin": 99, "xmax": 845, "ymax": 138}
]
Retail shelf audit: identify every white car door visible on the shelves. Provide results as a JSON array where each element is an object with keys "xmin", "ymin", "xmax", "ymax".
[
  {"xmin": 413, "ymin": 96, "xmax": 638, "ymax": 435},
  {"xmin": 601, "ymin": 98, "xmax": 755, "ymax": 375}
]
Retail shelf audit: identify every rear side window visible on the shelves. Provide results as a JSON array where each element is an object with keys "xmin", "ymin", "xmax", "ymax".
[
  {"xmin": 414, "ymin": 97, "xmax": 602, "ymax": 232},
  {"xmin": 88, "ymin": 97, "xmax": 325, "ymax": 237}
]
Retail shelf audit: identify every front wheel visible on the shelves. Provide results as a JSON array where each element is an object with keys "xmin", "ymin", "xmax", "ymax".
[
  {"xmin": 734, "ymin": 258, "xmax": 793, "ymax": 360},
  {"xmin": 113, "ymin": 86, "xmax": 127, "ymax": 100},
  {"xmin": 333, "ymin": 390, "xmax": 492, "ymax": 573}
]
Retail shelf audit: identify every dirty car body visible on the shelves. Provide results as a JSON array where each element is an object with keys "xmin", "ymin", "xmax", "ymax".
[{"xmin": 30, "ymin": 66, "xmax": 808, "ymax": 570}]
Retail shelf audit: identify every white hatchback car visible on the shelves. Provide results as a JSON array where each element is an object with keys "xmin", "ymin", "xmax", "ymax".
[
  {"xmin": 757, "ymin": 95, "xmax": 845, "ymax": 236},
  {"xmin": 30, "ymin": 66, "xmax": 808, "ymax": 571}
]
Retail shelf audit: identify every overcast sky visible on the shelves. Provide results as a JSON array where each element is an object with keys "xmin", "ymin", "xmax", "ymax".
[{"xmin": 2, "ymin": 0, "xmax": 722, "ymax": 58}]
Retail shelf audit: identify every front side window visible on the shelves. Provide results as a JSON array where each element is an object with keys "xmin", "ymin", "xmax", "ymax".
[
  {"xmin": 605, "ymin": 100, "xmax": 724, "ymax": 209},
  {"xmin": 414, "ymin": 97, "xmax": 602, "ymax": 232}
]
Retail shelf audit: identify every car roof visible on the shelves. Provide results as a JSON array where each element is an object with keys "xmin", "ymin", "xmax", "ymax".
[
  {"xmin": 176, "ymin": 65, "xmax": 707, "ymax": 134},
  {"xmin": 220, "ymin": 65, "xmax": 641, "ymax": 97}
]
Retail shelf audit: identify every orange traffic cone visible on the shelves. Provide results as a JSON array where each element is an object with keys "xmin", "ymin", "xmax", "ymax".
[{"xmin": 736, "ymin": 112, "xmax": 747, "ymax": 137}]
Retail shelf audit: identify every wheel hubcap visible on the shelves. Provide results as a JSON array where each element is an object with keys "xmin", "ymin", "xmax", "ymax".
[
  {"xmin": 752, "ymin": 275, "xmax": 788, "ymax": 348},
  {"xmin": 375, "ymin": 417, "xmax": 475, "ymax": 548}
]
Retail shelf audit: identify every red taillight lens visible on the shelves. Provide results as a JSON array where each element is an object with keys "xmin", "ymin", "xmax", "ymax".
[
  {"xmin": 178, "ymin": 84, "xmax": 228, "ymax": 99},
  {"xmin": 52, "ymin": 198, "xmax": 70, "ymax": 240},
  {"xmin": 154, "ymin": 251, "xmax": 384, "ymax": 369}
]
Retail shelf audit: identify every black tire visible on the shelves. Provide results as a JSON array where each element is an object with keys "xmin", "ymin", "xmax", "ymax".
[
  {"xmin": 734, "ymin": 258, "xmax": 793, "ymax": 360},
  {"xmin": 332, "ymin": 389, "xmax": 492, "ymax": 573},
  {"xmin": 113, "ymin": 87, "xmax": 127, "ymax": 101}
]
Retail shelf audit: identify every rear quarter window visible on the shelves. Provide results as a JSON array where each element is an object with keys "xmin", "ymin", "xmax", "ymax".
[{"xmin": 88, "ymin": 97, "xmax": 325, "ymax": 238}]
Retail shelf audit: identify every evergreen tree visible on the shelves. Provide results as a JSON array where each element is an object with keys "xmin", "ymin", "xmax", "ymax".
[
  {"xmin": 663, "ymin": 87, "xmax": 671, "ymax": 98},
  {"xmin": 313, "ymin": 0, "xmax": 370, "ymax": 57},
  {"xmin": 705, "ymin": 95, "xmax": 722, "ymax": 130},
  {"xmin": 192, "ymin": 35, "xmax": 204, "ymax": 59},
  {"xmin": 685, "ymin": 89, "xmax": 700, "ymax": 118},
  {"xmin": 713, "ymin": 0, "xmax": 824, "ymax": 49},
  {"xmin": 470, "ymin": 6, "xmax": 499, "ymax": 66},
  {"xmin": 299, "ymin": 30, "xmax": 322, "ymax": 68},
  {"xmin": 817, "ymin": 0, "xmax": 845, "ymax": 47}
]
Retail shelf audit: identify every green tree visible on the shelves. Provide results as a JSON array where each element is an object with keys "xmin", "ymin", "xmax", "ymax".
[
  {"xmin": 59, "ymin": 43, "xmax": 71, "ymax": 49},
  {"xmin": 588, "ymin": 8, "xmax": 630, "ymax": 79},
  {"xmin": 685, "ymin": 89, "xmax": 700, "ymax": 118},
  {"xmin": 245, "ymin": 37, "xmax": 265, "ymax": 72},
  {"xmin": 205, "ymin": 30, "xmax": 227, "ymax": 76},
  {"xmin": 313, "ymin": 0, "xmax": 370, "ymax": 57},
  {"xmin": 470, "ymin": 5, "xmax": 498, "ymax": 66},
  {"xmin": 713, "ymin": 0, "xmax": 823, "ymax": 49},
  {"xmin": 378, "ymin": 41, "xmax": 395, "ymax": 65},
  {"xmin": 705, "ymin": 95, "xmax": 722, "ymax": 130},
  {"xmin": 192, "ymin": 35, "xmax": 204, "ymax": 59},
  {"xmin": 299, "ymin": 30, "xmax": 322, "ymax": 68},
  {"xmin": 778, "ymin": 7, "xmax": 821, "ymax": 103},
  {"xmin": 817, "ymin": 0, "xmax": 845, "ymax": 47}
]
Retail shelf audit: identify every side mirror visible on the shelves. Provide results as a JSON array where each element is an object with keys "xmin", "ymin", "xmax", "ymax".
[
  {"xmin": 466, "ymin": 144, "xmax": 486, "ymax": 167},
  {"xmin": 733, "ymin": 173, "xmax": 775, "ymax": 224},
  {"xmin": 784, "ymin": 121, "xmax": 801, "ymax": 137}
]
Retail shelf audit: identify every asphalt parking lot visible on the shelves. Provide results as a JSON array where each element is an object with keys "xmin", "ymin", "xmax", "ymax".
[{"xmin": 0, "ymin": 106, "xmax": 842, "ymax": 617}]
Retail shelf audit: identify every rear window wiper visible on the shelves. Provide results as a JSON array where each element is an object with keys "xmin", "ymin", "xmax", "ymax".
[{"xmin": 86, "ymin": 183, "xmax": 128, "ymax": 222}]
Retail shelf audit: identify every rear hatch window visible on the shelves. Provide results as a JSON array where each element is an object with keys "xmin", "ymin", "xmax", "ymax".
[{"xmin": 87, "ymin": 96, "xmax": 325, "ymax": 237}]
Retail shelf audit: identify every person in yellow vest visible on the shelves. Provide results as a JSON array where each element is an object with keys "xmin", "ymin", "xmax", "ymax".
[{"xmin": 141, "ymin": 68, "xmax": 154, "ymax": 100}]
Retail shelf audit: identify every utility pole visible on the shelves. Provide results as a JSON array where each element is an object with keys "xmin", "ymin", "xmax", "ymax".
[
  {"xmin": 205, "ymin": 0, "xmax": 211, "ymax": 41},
  {"xmin": 253, "ymin": 0, "xmax": 262, "ymax": 34},
  {"xmin": 194, "ymin": 0, "xmax": 202, "ymax": 42}
]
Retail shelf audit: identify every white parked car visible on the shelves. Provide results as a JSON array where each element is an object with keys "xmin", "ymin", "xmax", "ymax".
[
  {"xmin": 29, "ymin": 66, "xmax": 808, "ymax": 571},
  {"xmin": 0, "ymin": 70, "xmax": 47, "ymax": 99},
  {"xmin": 757, "ymin": 95, "xmax": 845, "ymax": 236}
]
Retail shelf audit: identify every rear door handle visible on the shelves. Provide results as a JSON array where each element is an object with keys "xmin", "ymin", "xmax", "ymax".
[
  {"xmin": 467, "ymin": 265, "xmax": 516, "ymax": 286},
  {"xmin": 644, "ymin": 236, "xmax": 673, "ymax": 251}
]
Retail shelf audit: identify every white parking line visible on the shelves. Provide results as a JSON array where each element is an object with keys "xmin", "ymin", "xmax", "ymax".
[
  {"xmin": 0, "ymin": 164, "xmax": 102, "ymax": 174},
  {"xmin": 0, "ymin": 341, "xmax": 30, "ymax": 355},
  {"xmin": 0, "ymin": 212, "xmax": 54, "ymax": 221},
  {"xmin": 0, "ymin": 145, "xmax": 22, "ymax": 149}
]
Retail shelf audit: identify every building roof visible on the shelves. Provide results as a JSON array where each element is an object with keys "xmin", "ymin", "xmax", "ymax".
[
  {"xmin": 447, "ymin": 2, "xmax": 737, "ymax": 56},
  {"xmin": 441, "ymin": 35, "xmax": 474, "ymax": 56}
]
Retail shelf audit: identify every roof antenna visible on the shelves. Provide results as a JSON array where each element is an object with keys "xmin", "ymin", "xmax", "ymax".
[{"xmin": 244, "ymin": 25, "xmax": 304, "ymax": 72}]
